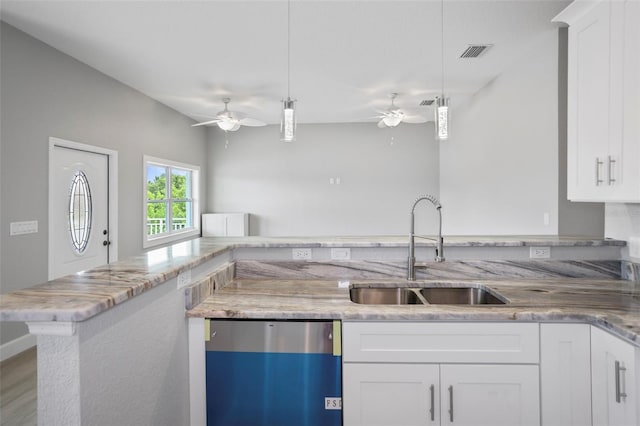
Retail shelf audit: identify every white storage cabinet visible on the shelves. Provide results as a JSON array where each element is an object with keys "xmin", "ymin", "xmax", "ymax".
[
  {"xmin": 554, "ymin": 0, "xmax": 640, "ymax": 202},
  {"xmin": 342, "ymin": 322, "xmax": 540, "ymax": 426},
  {"xmin": 591, "ymin": 326, "xmax": 638, "ymax": 426}
]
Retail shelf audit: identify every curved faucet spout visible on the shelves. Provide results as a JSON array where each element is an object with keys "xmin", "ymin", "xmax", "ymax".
[{"xmin": 408, "ymin": 195, "xmax": 445, "ymax": 280}]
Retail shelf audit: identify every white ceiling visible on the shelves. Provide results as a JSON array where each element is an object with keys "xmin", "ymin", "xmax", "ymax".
[{"xmin": 0, "ymin": 0, "xmax": 569, "ymax": 125}]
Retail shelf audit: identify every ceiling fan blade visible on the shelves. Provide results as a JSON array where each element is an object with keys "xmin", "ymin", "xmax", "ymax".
[
  {"xmin": 402, "ymin": 115, "xmax": 429, "ymax": 124},
  {"xmin": 191, "ymin": 119, "xmax": 221, "ymax": 127},
  {"xmin": 228, "ymin": 111, "xmax": 246, "ymax": 120},
  {"xmin": 240, "ymin": 117, "xmax": 267, "ymax": 127},
  {"xmin": 377, "ymin": 119, "xmax": 387, "ymax": 128}
]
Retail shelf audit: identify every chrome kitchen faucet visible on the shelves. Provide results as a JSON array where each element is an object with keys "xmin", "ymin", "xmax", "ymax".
[{"xmin": 407, "ymin": 195, "xmax": 445, "ymax": 280}]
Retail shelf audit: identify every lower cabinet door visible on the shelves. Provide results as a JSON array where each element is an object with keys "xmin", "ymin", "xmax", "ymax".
[
  {"xmin": 591, "ymin": 326, "xmax": 638, "ymax": 426},
  {"xmin": 343, "ymin": 363, "xmax": 440, "ymax": 426},
  {"xmin": 440, "ymin": 364, "xmax": 540, "ymax": 426}
]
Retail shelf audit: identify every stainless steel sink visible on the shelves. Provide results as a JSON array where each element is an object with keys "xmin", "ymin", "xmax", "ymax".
[
  {"xmin": 349, "ymin": 284, "xmax": 507, "ymax": 305},
  {"xmin": 418, "ymin": 287, "xmax": 506, "ymax": 305},
  {"xmin": 349, "ymin": 287, "xmax": 424, "ymax": 305}
]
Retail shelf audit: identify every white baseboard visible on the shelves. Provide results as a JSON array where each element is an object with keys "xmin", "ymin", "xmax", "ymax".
[{"xmin": 0, "ymin": 333, "xmax": 36, "ymax": 362}]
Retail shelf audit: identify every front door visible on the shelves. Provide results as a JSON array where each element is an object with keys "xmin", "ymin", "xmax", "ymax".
[{"xmin": 49, "ymin": 143, "xmax": 110, "ymax": 279}]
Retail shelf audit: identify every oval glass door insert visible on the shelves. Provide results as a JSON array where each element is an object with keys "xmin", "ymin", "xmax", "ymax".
[{"xmin": 68, "ymin": 170, "xmax": 93, "ymax": 254}]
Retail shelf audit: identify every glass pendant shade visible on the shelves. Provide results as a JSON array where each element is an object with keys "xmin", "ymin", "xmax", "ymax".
[
  {"xmin": 281, "ymin": 97, "xmax": 296, "ymax": 142},
  {"xmin": 435, "ymin": 96, "xmax": 449, "ymax": 141}
]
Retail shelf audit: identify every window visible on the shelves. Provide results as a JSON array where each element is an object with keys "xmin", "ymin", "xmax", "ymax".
[{"xmin": 144, "ymin": 156, "xmax": 199, "ymax": 248}]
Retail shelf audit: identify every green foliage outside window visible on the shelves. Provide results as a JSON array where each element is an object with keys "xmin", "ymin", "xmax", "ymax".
[{"xmin": 146, "ymin": 166, "xmax": 192, "ymax": 236}]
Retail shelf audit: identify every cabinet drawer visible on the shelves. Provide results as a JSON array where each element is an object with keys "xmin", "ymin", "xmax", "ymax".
[{"xmin": 343, "ymin": 322, "xmax": 539, "ymax": 363}]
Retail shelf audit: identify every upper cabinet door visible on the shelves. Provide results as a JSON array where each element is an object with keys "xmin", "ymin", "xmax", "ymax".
[
  {"xmin": 555, "ymin": 0, "xmax": 640, "ymax": 202},
  {"xmin": 566, "ymin": 0, "xmax": 611, "ymax": 201}
]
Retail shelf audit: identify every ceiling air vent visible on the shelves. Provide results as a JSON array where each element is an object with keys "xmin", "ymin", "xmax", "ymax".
[
  {"xmin": 419, "ymin": 99, "xmax": 435, "ymax": 106},
  {"xmin": 460, "ymin": 44, "xmax": 492, "ymax": 58}
]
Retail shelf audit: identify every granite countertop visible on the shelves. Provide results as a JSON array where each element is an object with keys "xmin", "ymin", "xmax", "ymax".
[
  {"xmin": 0, "ymin": 235, "xmax": 627, "ymax": 324},
  {"xmin": 187, "ymin": 277, "xmax": 640, "ymax": 346},
  {"xmin": 203, "ymin": 235, "xmax": 626, "ymax": 248}
]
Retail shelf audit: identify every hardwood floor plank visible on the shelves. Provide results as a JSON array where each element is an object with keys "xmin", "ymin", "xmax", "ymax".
[{"xmin": 0, "ymin": 347, "xmax": 37, "ymax": 426}]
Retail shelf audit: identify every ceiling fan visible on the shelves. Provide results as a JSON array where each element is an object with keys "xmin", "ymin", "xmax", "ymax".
[
  {"xmin": 375, "ymin": 93, "xmax": 428, "ymax": 128},
  {"xmin": 192, "ymin": 98, "xmax": 266, "ymax": 131}
]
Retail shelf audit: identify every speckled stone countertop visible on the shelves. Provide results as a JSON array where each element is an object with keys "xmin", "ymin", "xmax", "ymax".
[
  {"xmin": 0, "ymin": 235, "xmax": 627, "ymax": 324},
  {"xmin": 187, "ymin": 278, "xmax": 640, "ymax": 346}
]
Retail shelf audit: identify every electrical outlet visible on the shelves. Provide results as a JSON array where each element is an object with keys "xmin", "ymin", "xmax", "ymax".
[
  {"xmin": 629, "ymin": 237, "xmax": 640, "ymax": 259},
  {"xmin": 177, "ymin": 269, "xmax": 192, "ymax": 289},
  {"xmin": 530, "ymin": 247, "xmax": 551, "ymax": 259},
  {"xmin": 331, "ymin": 248, "xmax": 351, "ymax": 260},
  {"xmin": 292, "ymin": 248, "xmax": 312, "ymax": 260}
]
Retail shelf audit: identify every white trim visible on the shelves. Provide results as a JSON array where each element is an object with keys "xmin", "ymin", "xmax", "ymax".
[
  {"xmin": 188, "ymin": 317, "xmax": 207, "ymax": 426},
  {"xmin": 143, "ymin": 155, "xmax": 201, "ymax": 249},
  {"xmin": 48, "ymin": 137, "xmax": 119, "ymax": 280},
  {"xmin": 27, "ymin": 321, "xmax": 77, "ymax": 336},
  {"xmin": 0, "ymin": 333, "xmax": 37, "ymax": 362}
]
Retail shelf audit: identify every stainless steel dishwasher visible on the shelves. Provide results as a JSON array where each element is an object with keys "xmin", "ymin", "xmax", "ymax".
[{"xmin": 205, "ymin": 319, "xmax": 342, "ymax": 426}]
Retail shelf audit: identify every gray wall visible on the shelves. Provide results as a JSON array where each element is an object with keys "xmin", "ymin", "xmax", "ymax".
[
  {"xmin": 209, "ymin": 29, "xmax": 603, "ymax": 238},
  {"xmin": 207, "ymin": 123, "xmax": 441, "ymax": 236},
  {"xmin": 440, "ymin": 29, "xmax": 562, "ymax": 235},
  {"xmin": 0, "ymin": 22, "xmax": 208, "ymax": 345}
]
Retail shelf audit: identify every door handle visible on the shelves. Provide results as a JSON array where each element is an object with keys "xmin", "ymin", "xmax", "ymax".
[
  {"xmin": 429, "ymin": 384, "xmax": 435, "ymax": 422},
  {"xmin": 615, "ymin": 360, "xmax": 627, "ymax": 403},
  {"xmin": 103, "ymin": 240, "xmax": 111, "ymax": 246},
  {"xmin": 448, "ymin": 385, "xmax": 454, "ymax": 422},
  {"xmin": 595, "ymin": 158, "xmax": 604, "ymax": 186},
  {"xmin": 608, "ymin": 156, "xmax": 616, "ymax": 185}
]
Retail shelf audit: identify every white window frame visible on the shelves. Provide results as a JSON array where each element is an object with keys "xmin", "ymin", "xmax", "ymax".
[{"xmin": 143, "ymin": 155, "xmax": 200, "ymax": 249}]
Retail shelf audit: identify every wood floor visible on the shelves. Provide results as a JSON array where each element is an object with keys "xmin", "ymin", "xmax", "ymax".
[{"xmin": 0, "ymin": 347, "xmax": 37, "ymax": 426}]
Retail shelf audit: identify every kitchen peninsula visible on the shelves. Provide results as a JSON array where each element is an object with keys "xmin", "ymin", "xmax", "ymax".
[{"xmin": 1, "ymin": 236, "xmax": 638, "ymax": 426}]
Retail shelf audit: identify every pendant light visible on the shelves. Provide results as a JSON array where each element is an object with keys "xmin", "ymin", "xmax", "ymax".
[
  {"xmin": 435, "ymin": 0, "xmax": 449, "ymax": 141},
  {"xmin": 281, "ymin": 0, "xmax": 297, "ymax": 142}
]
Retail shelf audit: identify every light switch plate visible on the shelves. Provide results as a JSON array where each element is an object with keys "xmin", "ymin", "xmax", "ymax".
[
  {"xmin": 10, "ymin": 220, "xmax": 38, "ymax": 236},
  {"xmin": 331, "ymin": 248, "xmax": 351, "ymax": 260}
]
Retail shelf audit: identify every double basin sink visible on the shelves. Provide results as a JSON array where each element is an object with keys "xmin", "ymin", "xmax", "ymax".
[{"xmin": 350, "ymin": 284, "xmax": 507, "ymax": 305}]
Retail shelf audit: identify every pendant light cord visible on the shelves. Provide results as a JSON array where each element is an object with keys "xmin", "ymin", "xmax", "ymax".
[
  {"xmin": 441, "ymin": 0, "xmax": 444, "ymax": 95},
  {"xmin": 287, "ymin": 0, "xmax": 291, "ymax": 98}
]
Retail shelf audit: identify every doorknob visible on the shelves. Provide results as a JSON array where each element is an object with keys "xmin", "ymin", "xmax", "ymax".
[{"xmin": 103, "ymin": 240, "xmax": 111, "ymax": 246}]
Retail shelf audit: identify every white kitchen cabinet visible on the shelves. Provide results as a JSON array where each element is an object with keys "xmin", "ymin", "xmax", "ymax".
[
  {"xmin": 591, "ymin": 326, "xmax": 638, "ymax": 426},
  {"xmin": 343, "ymin": 363, "xmax": 440, "ymax": 426},
  {"xmin": 342, "ymin": 322, "xmax": 540, "ymax": 426},
  {"xmin": 554, "ymin": 0, "xmax": 640, "ymax": 202},
  {"xmin": 343, "ymin": 363, "xmax": 539, "ymax": 426},
  {"xmin": 540, "ymin": 323, "xmax": 592, "ymax": 426},
  {"xmin": 201, "ymin": 213, "xmax": 249, "ymax": 236},
  {"xmin": 440, "ymin": 364, "xmax": 539, "ymax": 426}
]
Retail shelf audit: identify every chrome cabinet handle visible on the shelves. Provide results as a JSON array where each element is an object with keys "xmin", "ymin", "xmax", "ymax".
[
  {"xmin": 448, "ymin": 385, "xmax": 454, "ymax": 422},
  {"xmin": 608, "ymin": 156, "xmax": 616, "ymax": 185},
  {"xmin": 596, "ymin": 158, "xmax": 604, "ymax": 186},
  {"xmin": 429, "ymin": 384, "xmax": 435, "ymax": 422},
  {"xmin": 615, "ymin": 361, "xmax": 627, "ymax": 403}
]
